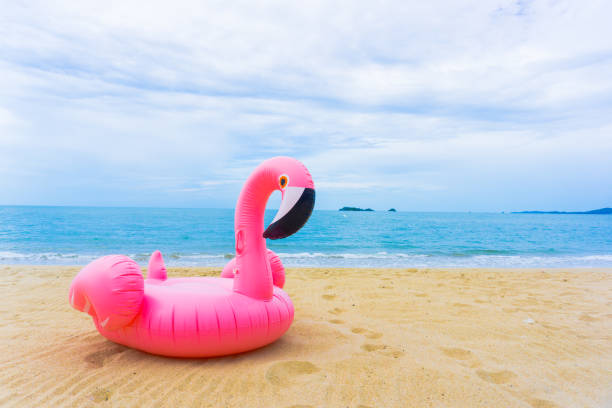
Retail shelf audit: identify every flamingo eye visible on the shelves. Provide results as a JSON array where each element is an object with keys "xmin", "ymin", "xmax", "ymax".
[{"xmin": 279, "ymin": 175, "xmax": 288, "ymax": 189}]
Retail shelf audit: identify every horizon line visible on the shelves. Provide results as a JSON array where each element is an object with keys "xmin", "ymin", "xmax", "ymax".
[{"xmin": 1, "ymin": 204, "xmax": 609, "ymax": 213}]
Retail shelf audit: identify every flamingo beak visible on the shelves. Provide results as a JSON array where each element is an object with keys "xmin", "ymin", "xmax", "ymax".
[{"xmin": 263, "ymin": 187, "xmax": 315, "ymax": 239}]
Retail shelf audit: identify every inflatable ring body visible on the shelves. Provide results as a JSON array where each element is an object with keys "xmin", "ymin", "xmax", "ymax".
[{"xmin": 69, "ymin": 253, "xmax": 293, "ymax": 357}]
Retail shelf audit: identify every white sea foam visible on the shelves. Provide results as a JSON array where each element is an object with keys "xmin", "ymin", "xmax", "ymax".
[
  {"xmin": 0, "ymin": 251, "xmax": 28, "ymax": 259},
  {"xmin": 0, "ymin": 251, "xmax": 95, "ymax": 263},
  {"xmin": 1, "ymin": 251, "xmax": 612, "ymax": 268}
]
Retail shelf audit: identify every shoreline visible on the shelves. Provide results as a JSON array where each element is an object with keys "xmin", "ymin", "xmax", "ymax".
[
  {"xmin": 1, "ymin": 265, "xmax": 611, "ymax": 407},
  {"xmin": 2, "ymin": 264, "xmax": 612, "ymax": 272},
  {"xmin": 2, "ymin": 263, "xmax": 612, "ymax": 269}
]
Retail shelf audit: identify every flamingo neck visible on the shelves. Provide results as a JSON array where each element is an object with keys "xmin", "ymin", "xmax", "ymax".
[{"xmin": 232, "ymin": 166, "xmax": 275, "ymax": 300}]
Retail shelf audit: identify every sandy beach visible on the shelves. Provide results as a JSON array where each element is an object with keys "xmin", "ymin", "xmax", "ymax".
[{"xmin": 0, "ymin": 265, "xmax": 610, "ymax": 407}]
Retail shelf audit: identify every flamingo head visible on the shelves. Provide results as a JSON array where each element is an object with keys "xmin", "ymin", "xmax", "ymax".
[{"xmin": 262, "ymin": 157, "xmax": 315, "ymax": 240}]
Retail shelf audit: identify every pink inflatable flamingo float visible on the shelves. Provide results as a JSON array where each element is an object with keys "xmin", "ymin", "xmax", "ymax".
[{"xmin": 69, "ymin": 157, "xmax": 315, "ymax": 357}]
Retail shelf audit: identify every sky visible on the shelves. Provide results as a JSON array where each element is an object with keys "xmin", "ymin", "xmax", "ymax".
[{"xmin": 1, "ymin": 0, "xmax": 611, "ymax": 212}]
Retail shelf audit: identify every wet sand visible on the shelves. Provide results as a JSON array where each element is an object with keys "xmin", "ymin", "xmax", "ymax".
[{"xmin": 0, "ymin": 265, "xmax": 611, "ymax": 407}]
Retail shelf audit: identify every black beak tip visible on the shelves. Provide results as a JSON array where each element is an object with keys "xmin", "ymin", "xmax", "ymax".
[{"xmin": 263, "ymin": 188, "xmax": 315, "ymax": 240}]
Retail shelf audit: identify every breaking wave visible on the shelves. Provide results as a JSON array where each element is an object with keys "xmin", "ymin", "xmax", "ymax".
[{"xmin": 2, "ymin": 251, "xmax": 612, "ymax": 268}]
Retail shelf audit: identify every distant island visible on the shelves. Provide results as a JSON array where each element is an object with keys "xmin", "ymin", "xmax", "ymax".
[
  {"xmin": 339, "ymin": 207, "xmax": 374, "ymax": 212},
  {"xmin": 513, "ymin": 207, "xmax": 612, "ymax": 214},
  {"xmin": 338, "ymin": 207, "xmax": 398, "ymax": 212}
]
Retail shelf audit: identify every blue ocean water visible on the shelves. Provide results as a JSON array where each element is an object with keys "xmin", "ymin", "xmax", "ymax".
[{"xmin": 0, "ymin": 206, "xmax": 611, "ymax": 268}]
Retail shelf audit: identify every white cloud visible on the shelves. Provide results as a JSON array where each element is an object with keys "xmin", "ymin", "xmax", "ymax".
[{"xmin": 0, "ymin": 0, "xmax": 611, "ymax": 210}]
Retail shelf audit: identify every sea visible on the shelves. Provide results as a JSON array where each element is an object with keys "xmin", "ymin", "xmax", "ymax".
[{"xmin": 0, "ymin": 206, "xmax": 611, "ymax": 268}]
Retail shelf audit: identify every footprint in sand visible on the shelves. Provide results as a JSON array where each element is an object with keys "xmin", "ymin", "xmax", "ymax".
[
  {"xmin": 382, "ymin": 349, "xmax": 404, "ymax": 358},
  {"xmin": 84, "ymin": 345, "xmax": 126, "ymax": 368},
  {"xmin": 351, "ymin": 328, "xmax": 402, "ymax": 358},
  {"xmin": 328, "ymin": 307, "xmax": 344, "ymax": 315},
  {"xmin": 361, "ymin": 343, "xmax": 404, "ymax": 358},
  {"xmin": 441, "ymin": 347, "xmax": 472, "ymax": 360},
  {"xmin": 351, "ymin": 327, "xmax": 382, "ymax": 339},
  {"xmin": 476, "ymin": 369, "xmax": 516, "ymax": 384},
  {"xmin": 579, "ymin": 313, "xmax": 598, "ymax": 322},
  {"xmin": 529, "ymin": 398, "xmax": 559, "ymax": 408},
  {"xmin": 361, "ymin": 343, "xmax": 385, "ymax": 352},
  {"xmin": 329, "ymin": 319, "xmax": 344, "ymax": 324},
  {"xmin": 90, "ymin": 387, "xmax": 113, "ymax": 402},
  {"xmin": 265, "ymin": 361, "xmax": 320, "ymax": 386},
  {"xmin": 322, "ymin": 294, "xmax": 336, "ymax": 300}
]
